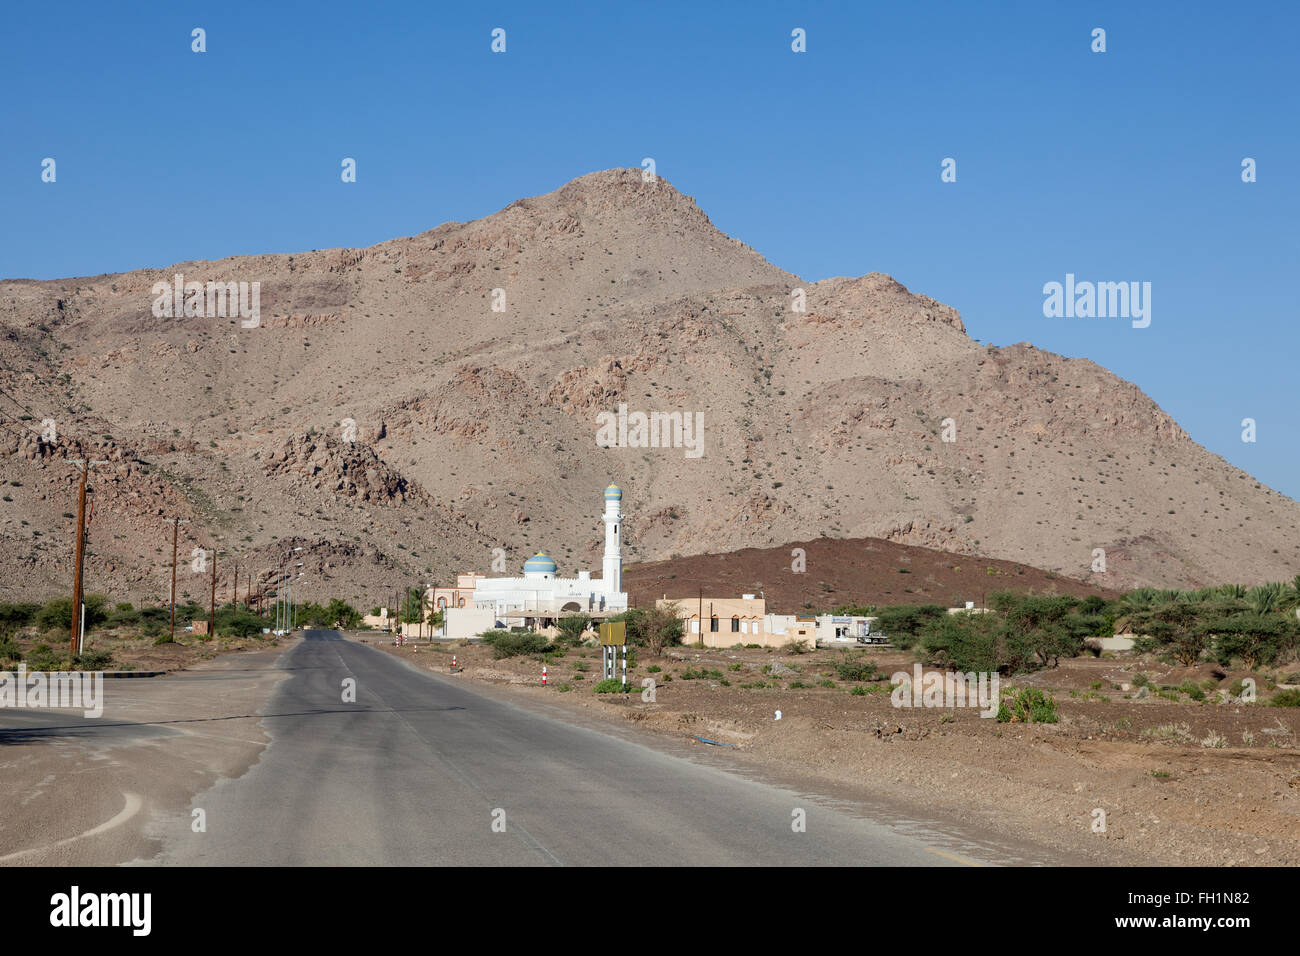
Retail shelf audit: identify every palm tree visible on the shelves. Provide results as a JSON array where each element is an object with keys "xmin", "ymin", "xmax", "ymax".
[
  {"xmin": 1124, "ymin": 588, "xmax": 1159, "ymax": 610},
  {"xmin": 1246, "ymin": 581, "xmax": 1286, "ymax": 615}
]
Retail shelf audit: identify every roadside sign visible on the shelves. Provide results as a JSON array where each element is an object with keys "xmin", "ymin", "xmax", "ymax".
[{"xmin": 599, "ymin": 621, "xmax": 626, "ymax": 645}]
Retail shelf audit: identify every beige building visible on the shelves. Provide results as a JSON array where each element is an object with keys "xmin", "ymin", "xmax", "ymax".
[
  {"xmin": 429, "ymin": 573, "xmax": 485, "ymax": 613},
  {"xmin": 656, "ymin": 594, "xmax": 800, "ymax": 649}
]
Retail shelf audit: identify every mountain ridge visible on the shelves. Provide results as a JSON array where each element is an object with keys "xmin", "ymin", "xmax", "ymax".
[{"xmin": 1, "ymin": 168, "xmax": 1295, "ymax": 607}]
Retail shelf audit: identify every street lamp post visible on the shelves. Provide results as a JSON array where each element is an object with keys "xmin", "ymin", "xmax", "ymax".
[{"xmin": 275, "ymin": 548, "xmax": 303, "ymax": 634}]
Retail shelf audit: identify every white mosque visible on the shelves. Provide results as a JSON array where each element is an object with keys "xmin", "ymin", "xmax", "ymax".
[{"xmin": 431, "ymin": 484, "xmax": 629, "ymax": 632}]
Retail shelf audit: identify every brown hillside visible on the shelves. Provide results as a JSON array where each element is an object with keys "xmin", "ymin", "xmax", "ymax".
[
  {"xmin": 1, "ymin": 169, "xmax": 1297, "ymax": 608},
  {"xmin": 623, "ymin": 536, "xmax": 1121, "ymax": 615}
]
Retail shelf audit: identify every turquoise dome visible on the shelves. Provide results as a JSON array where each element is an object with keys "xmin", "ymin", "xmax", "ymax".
[
  {"xmin": 523, "ymin": 552, "xmax": 557, "ymax": 574},
  {"xmin": 604, "ymin": 483, "xmax": 623, "ymax": 501}
]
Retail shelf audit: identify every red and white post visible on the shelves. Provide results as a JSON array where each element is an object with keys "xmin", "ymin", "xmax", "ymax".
[{"xmin": 542, "ymin": 665, "xmax": 548, "ymax": 686}]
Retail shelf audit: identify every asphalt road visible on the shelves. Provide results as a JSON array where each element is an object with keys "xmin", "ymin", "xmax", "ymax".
[{"xmin": 144, "ymin": 630, "xmax": 1013, "ymax": 866}]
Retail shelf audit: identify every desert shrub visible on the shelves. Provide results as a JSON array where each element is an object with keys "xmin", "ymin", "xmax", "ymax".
[
  {"xmin": 782, "ymin": 639, "xmax": 811, "ymax": 655},
  {"xmin": 555, "ymin": 614, "xmax": 591, "ymax": 645},
  {"xmin": 73, "ymin": 649, "xmax": 113, "ymax": 669},
  {"xmin": 1212, "ymin": 613, "xmax": 1298, "ymax": 669},
  {"xmin": 871, "ymin": 604, "xmax": 946, "ymax": 650},
  {"xmin": 1270, "ymin": 689, "xmax": 1300, "ymax": 707},
  {"xmin": 0, "ymin": 634, "xmax": 21, "ymax": 662},
  {"xmin": 106, "ymin": 606, "xmax": 142, "ymax": 628},
  {"xmin": 1129, "ymin": 602, "xmax": 1210, "ymax": 665},
  {"xmin": 606, "ymin": 605, "xmax": 684, "ymax": 655},
  {"xmin": 0, "ymin": 602, "xmax": 39, "ymax": 630},
  {"xmin": 320, "ymin": 598, "xmax": 362, "ymax": 629},
  {"xmin": 991, "ymin": 592, "xmax": 1088, "ymax": 666},
  {"xmin": 1177, "ymin": 681, "xmax": 1205, "ymax": 701},
  {"xmin": 849, "ymin": 685, "xmax": 868, "ymax": 696},
  {"xmin": 835, "ymin": 656, "xmax": 880, "ymax": 682},
  {"xmin": 24, "ymin": 643, "xmax": 67, "ymax": 672},
  {"xmin": 34, "ymin": 598, "xmax": 73, "ymax": 632},
  {"xmin": 481, "ymin": 630, "xmax": 551, "ymax": 659},
  {"xmin": 1131, "ymin": 672, "xmax": 1152, "ymax": 688},
  {"xmin": 680, "ymin": 667, "xmax": 724, "ymax": 681},
  {"xmin": 996, "ymin": 687, "xmax": 1059, "ymax": 723},
  {"xmin": 215, "ymin": 609, "xmax": 269, "ymax": 638},
  {"xmin": 920, "ymin": 612, "xmax": 1014, "ymax": 673},
  {"xmin": 593, "ymin": 678, "xmax": 631, "ymax": 693},
  {"xmin": 35, "ymin": 594, "xmax": 109, "ymax": 633}
]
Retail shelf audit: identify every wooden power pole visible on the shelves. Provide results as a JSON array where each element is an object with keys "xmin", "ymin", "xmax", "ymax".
[
  {"xmin": 169, "ymin": 517, "xmax": 190, "ymax": 643},
  {"xmin": 68, "ymin": 459, "xmax": 108, "ymax": 658},
  {"xmin": 209, "ymin": 550, "xmax": 220, "ymax": 638}
]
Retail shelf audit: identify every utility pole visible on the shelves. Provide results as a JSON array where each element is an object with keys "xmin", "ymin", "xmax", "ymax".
[
  {"xmin": 68, "ymin": 459, "xmax": 108, "ymax": 658},
  {"xmin": 231, "ymin": 558, "xmax": 238, "ymax": 611},
  {"xmin": 697, "ymin": 586, "xmax": 703, "ymax": 645},
  {"xmin": 209, "ymin": 551, "xmax": 217, "ymax": 638},
  {"xmin": 168, "ymin": 517, "xmax": 190, "ymax": 643},
  {"xmin": 208, "ymin": 549, "xmax": 225, "ymax": 638}
]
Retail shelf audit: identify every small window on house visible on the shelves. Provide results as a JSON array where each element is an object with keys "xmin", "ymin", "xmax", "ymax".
[{"xmin": 731, "ymin": 616, "xmax": 740, "ymax": 632}]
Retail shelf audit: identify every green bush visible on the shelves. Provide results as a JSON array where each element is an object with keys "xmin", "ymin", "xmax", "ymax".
[
  {"xmin": 680, "ymin": 667, "xmax": 724, "ymax": 681},
  {"xmin": 0, "ymin": 602, "xmax": 39, "ymax": 629},
  {"xmin": 214, "ymin": 608, "xmax": 271, "ymax": 638},
  {"xmin": 480, "ymin": 630, "xmax": 551, "ymax": 659},
  {"xmin": 106, "ymin": 606, "xmax": 142, "ymax": 628},
  {"xmin": 871, "ymin": 604, "xmax": 947, "ymax": 650},
  {"xmin": 1270, "ymin": 689, "xmax": 1300, "ymax": 707},
  {"xmin": 555, "ymin": 614, "xmax": 591, "ymax": 645},
  {"xmin": 73, "ymin": 649, "xmax": 114, "ymax": 669},
  {"xmin": 0, "ymin": 634, "xmax": 21, "ymax": 663},
  {"xmin": 593, "ymin": 678, "xmax": 631, "ymax": 693},
  {"xmin": 24, "ymin": 643, "xmax": 67, "ymax": 672},
  {"xmin": 34, "ymin": 594, "xmax": 109, "ymax": 633},
  {"xmin": 996, "ymin": 687, "xmax": 1059, "ymax": 723},
  {"xmin": 1177, "ymin": 681, "xmax": 1205, "ymax": 701},
  {"xmin": 835, "ymin": 656, "xmax": 880, "ymax": 682}
]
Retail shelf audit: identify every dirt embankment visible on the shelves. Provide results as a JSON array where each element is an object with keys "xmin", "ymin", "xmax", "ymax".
[{"xmin": 624, "ymin": 535, "xmax": 1122, "ymax": 612}]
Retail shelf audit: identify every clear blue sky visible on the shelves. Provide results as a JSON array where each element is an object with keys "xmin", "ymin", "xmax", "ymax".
[{"xmin": 2, "ymin": 1, "xmax": 1296, "ymax": 498}]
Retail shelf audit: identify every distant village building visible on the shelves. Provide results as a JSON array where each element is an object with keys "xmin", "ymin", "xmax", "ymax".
[
  {"xmin": 431, "ymin": 484, "xmax": 630, "ymax": 637},
  {"xmin": 655, "ymin": 597, "xmax": 882, "ymax": 648},
  {"xmin": 656, "ymin": 594, "xmax": 795, "ymax": 649}
]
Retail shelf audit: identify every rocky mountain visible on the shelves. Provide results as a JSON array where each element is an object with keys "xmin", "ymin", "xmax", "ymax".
[{"xmin": 1, "ymin": 168, "xmax": 1297, "ymax": 608}]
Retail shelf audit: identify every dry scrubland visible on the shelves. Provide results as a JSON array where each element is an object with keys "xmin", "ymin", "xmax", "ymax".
[
  {"xmin": 0, "ymin": 626, "xmax": 280, "ymax": 674},
  {"xmin": 363, "ymin": 634, "xmax": 1300, "ymax": 867}
]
